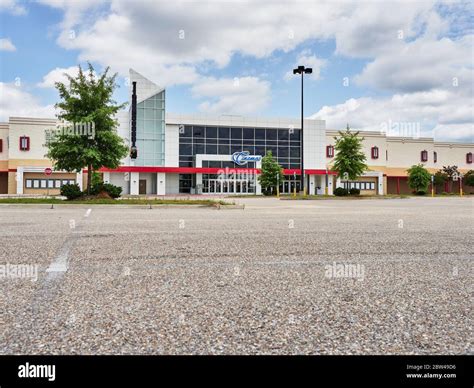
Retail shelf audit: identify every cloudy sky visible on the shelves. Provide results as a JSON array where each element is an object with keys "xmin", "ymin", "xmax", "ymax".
[{"xmin": 0, "ymin": 0, "xmax": 472, "ymax": 141}]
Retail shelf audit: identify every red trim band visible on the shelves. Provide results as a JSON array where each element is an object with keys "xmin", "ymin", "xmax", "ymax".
[{"xmin": 93, "ymin": 166, "xmax": 338, "ymax": 175}]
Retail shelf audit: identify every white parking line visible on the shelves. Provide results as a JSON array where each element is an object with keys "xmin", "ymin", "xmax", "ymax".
[
  {"xmin": 46, "ymin": 238, "xmax": 74, "ymax": 273},
  {"xmin": 84, "ymin": 208, "xmax": 92, "ymax": 217}
]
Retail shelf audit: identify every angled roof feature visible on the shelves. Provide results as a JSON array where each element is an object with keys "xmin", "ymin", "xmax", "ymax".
[{"xmin": 129, "ymin": 69, "xmax": 164, "ymax": 104}]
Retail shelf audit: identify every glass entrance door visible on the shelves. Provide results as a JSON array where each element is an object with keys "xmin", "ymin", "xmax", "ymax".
[{"xmin": 206, "ymin": 178, "xmax": 256, "ymax": 195}]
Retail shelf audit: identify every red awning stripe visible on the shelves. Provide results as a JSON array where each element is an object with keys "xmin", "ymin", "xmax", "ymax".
[{"xmin": 88, "ymin": 166, "xmax": 339, "ymax": 175}]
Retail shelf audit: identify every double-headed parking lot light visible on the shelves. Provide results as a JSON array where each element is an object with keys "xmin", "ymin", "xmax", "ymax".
[{"xmin": 293, "ymin": 66, "xmax": 312, "ymax": 196}]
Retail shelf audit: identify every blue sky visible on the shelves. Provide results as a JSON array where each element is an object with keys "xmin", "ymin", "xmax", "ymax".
[{"xmin": 0, "ymin": 0, "xmax": 472, "ymax": 141}]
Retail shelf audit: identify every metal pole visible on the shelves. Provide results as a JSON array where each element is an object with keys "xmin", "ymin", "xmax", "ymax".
[
  {"xmin": 325, "ymin": 168, "xmax": 328, "ymax": 195},
  {"xmin": 300, "ymin": 71, "xmax": 304, "ymax": 196},
  {"xmin": 276, "ymin": 172, "xmax": 280, "ymax": 198}
]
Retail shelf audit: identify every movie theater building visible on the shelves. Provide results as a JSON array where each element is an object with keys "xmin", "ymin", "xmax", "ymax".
[{"xmin": 0, "ymin": 69, "xmax": 472, "ymax": 196}]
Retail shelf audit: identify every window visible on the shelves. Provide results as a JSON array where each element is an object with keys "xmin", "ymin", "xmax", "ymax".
[
  {"xmin": 243, "ymin": 128, "xmax": 254, "ymax": 140},
  {"xmin": 231, "ymin": 127, "xmax": 242, "ymax": 140},
  {"xmin": 25, "ymin": 180, "xmax": 32, "ymax": 188},
  {"xmin": 206, "ymin": 144, "xmax": 217, "ymax": 154},
  {"xmin": 193, "ymin": 126, "xmax": 204, "ymax": 138},
  {"xmin": 371, "ymin": 146, "xmax": 379, "ymax": 159},
  {"xmin": 33, "ymin": 180, "xmax": 39, "ymax": 188},
  {"xmin": 278, "ymin": 129, "xmax": 289, "ymax": 141},
  {"xmin": 40, "ymin": 180, "xmax": 47, "ymax": 188},
  {"xmin": 255, "ymin": 129, "xmax": 265, "ymax": 140},
  {"xmin": 55, "ymin": 180, "xmax": 61, "ymax": 188},
  {"xmin": 218, "ymin": 127, "xmax": 230, "ymax": 140},
  {"xmin": 421, "ymin": 150, "xmax": 428, "ymax": 162},
  {"xmin": 266, "ymin": 128, "xmax": 277, "ymax": 140},
  {"xmin": 467, "ymin": 152, "xmax": 473, "ymax": 164},
  {"xmin": 343, "ymin": 181, "xmax": 376, "ymax": 191},
  {"xmin": 62, "ymin": 180, "xmax": 69, "ymax": 186},
  {"xmin": 326, "ymin": 145, "xmax": 334, "ymax": 158},
  {"xmin": 205, "ymin": 126, "xmax": 217, "ymax": 138},
  {"xmin": 48, "ymin": 180, "xmax": 54, "ymax": 188},
  {"xmin": 19, "ymin": 136, "xmax": 30, "ymax": 151},
  {"xmin": 433, "ymin": 151, "xmax": 437, "ymax": 163}
]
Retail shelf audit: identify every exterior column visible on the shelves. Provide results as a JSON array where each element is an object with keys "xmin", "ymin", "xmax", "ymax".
[
  {"xmin": 16, "ymin": 167, "xmax": 24, "ymax": 195},
  {"xmin": 327, "ymin": 175, "xmax": 334, "ymax": 195},
  {"xmin": 255, "ymin": 173, "xmax": 261, "ymax": 195},
  {"xmin": 397, "ymin": 177, "xmax": 400, "ymax": 195},
  {"xmin": 76, "ymin": 170, "xmax": 83, "ymax": 190},
  {"xmin": 309, "ymin": 175, "xmax": 316, "ymax": 195},
  {"xmin": 256, "ymin": 160, "xmax": 262, "ymax": 195},
  {"xmin": 377, "ymin": 172, "xmax": 384, "ymax": 195},
  {"xmin": 103, "ymin": 172, "xmax": 111, "ymax": 184},
  {"xmin": 157, "ymin": 173, "xmax": 166, "ymax": 195},
  {"xmin": 130, "ymin": 172, "xmax": 139, "ymax": 195},
  {"xmin": 195, "ymin": 173, "xmax": 202, "ymax": 194}
]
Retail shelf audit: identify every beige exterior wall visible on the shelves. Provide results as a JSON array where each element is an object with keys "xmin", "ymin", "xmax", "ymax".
[
  {"xmin": 0, "ymin": 123, "xmax": 8, "ymax": 163},
  {"xmin": 8, "ymin": 117, "xmax": 56, "ymax": 161},
  {"xmin": 326, "ymin": 130, "xmax": 474, "ymax": 177},
  {"xmin": 8, "ymin": 172, "xmax": 17, "ymax": 194}
]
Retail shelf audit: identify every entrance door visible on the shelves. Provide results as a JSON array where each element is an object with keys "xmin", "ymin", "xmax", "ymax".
[{"xmin": 139, "ymin": 179, "xmax": 147, "ymax": 194}]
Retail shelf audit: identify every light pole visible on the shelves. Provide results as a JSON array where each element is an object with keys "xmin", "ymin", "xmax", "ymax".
[
  {"xmin": 276, "ymin": 172, "xmax": 280, "ymax": 198},
  {"xmin": 293, "ymin": 65, "xmax": 312, "ymax": 196}
]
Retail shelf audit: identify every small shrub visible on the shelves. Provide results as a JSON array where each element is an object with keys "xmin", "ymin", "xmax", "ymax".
[
  {"xmin": 334, "ymin": 187, "xmax": 349, "ymax": 196},
  {"xmin": 60, "ymin": 183, "xmax": 83, "ymax": 200},
  {"xmin": 349, "ymin": 188, "xmax": 360, "ymax": 195},
  {"xmin": 90, "ymin": 182, "xmax": 104, "ymax": 196},
  {"xmin": 102, "ymin": 183, "xmax": 122, "ymax": 199},
  {"xmin": 415, "ymin": 190, "xmax": 427, "ymax": 196}
]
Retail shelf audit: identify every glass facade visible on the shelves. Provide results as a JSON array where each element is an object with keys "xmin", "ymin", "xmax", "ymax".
[
  {"xmin": 134, "ymin": 91, "xmax": 165, "ymax": 166},
  {"xmin": 179, "ymin": 125, "xmax": 301, "ymax": 169}
]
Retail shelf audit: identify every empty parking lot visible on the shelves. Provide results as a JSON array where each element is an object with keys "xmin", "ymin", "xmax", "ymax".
[{"xmin": 0, "ymin": 197, "xmax": 472, "ymax": 354}]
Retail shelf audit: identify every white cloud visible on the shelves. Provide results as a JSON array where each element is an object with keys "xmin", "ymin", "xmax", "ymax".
[
  {"xmin": 311, "ymin": 89, "xmax": 474, "ymax": 142},
  {"xmin": 0, "ymin": 83, "xmax": 55, "ymax": 121},
  {"xmin": 285, "ymin": 50, "xmax": 326, "ymax": 81},
  {"xmin": 0, "ymin": 38, "xmax": 16, "ymax": 51},
  {"xmin": 37, "ymin": 66, "xmax": 80, "ymax": 88},
  {"xmin": 192, "ymin": 76, "xmax": 270, "ymax": 115},
  {"xmin": 354, "ymin": 35, "xmax": 473, "ymax": 93},
  {"xmin": 0, "ymin": 0, "xmax": 26, "ymax": 15},
  {"xmin": 26, "ymin": 1, "xmax": 474, "ymax": 141}
]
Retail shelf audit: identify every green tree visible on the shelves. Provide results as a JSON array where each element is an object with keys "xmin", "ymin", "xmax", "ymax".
[
  {"xmin": 407, "ymin": 164, "xmax": 431, "ymax": 193},
  {"xmin": 47, "ymin": 63, "xmax": 128, "ymax": 194},
  {"xmin": 464, "ymin": 170, "xmax": 474, "ymax": 187},
  {"xmin": 433, "ymin": 170, "xmax": 448, "ymax": 193},
  {"xmin": 442, "ymin": 165, "xmax": 459, "ymax": 192},
  {"xmin": 258, "ymin": 151, "xmax": 284, "ymax": 195},
  {"xmin": 331, "ymin": 124, "xmax": 368, "ymax": 183}
]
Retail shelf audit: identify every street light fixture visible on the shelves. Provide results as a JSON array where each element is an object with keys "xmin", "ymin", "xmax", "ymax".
[{"xmin": 293, "ymin": 65, "xmax": 312, "ymax": 195}]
